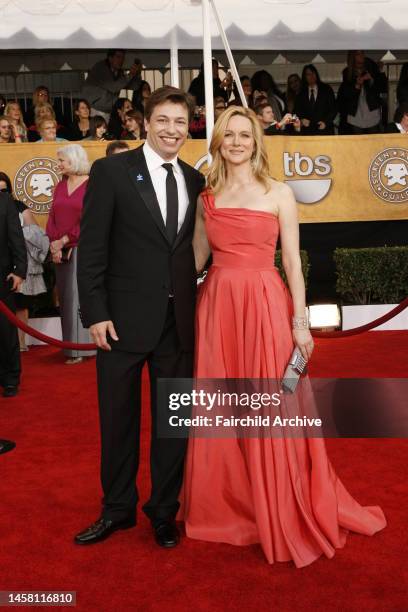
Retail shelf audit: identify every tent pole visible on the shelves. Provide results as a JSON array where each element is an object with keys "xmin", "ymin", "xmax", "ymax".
[
  {"xmin": 170, "ymin": 33, "xmax": 180, "ymax": 88},
  {"xmin": 210, "ymin": 0, "xmax": 247, "ymax": 108},
  {"xmin": 202, "ymin": 0, "xmax": 214, "ymax": 154}
]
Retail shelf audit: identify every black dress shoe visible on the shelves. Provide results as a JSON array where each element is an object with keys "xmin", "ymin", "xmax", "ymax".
[
  {"xmin": 74, "ymin": 516, "xmax": 136, "ymax": 545},
  {"xmin": 0, "ymin": 439, "xmax": 16, "ymax": 455},
  {"xmin": 153, "ymin": 520, "xmax": 180, "ymax": 548},
  {"xmin": 3, "ymin": 385, "xmax": 18, "ymax": 398}
]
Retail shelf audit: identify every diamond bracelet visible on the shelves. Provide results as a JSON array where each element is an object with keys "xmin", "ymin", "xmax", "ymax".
[{"xmin": 292, "ymin": 315, "xmax": 309, "ymax": 330}]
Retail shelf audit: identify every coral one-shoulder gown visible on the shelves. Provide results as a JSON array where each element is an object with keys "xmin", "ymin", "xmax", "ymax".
[{"xmin": 181, "ymin": 190, "xmax": 386, "ymax": 567}]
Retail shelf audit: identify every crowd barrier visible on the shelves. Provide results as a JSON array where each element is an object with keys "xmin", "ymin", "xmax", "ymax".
[{"xmin": 1, "ymin": 134, "xmax": 408, "ymax": 228}]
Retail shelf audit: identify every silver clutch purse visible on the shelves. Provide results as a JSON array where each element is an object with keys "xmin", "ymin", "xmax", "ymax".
[{"xmin": 281, "ymin": 348, "xmax": 307, "ymax": 393}]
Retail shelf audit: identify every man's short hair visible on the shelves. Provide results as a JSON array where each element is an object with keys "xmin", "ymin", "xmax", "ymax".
[
  {"xmin": 105, "ymin": 140, "xmax": 130, "ymax": 156},
  {"xmin": 107, "ymin": 49, "xmax": 125, "ymax": 58},
  {"xmin": 144, "ymin": 86, "xmax": 195, "ymax": 122},
  {"xmin": 254, "ymin": 103, "xmax": 272, "ymax": 117}
]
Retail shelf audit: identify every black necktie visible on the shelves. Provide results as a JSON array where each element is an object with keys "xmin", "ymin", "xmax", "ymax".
[
  {"xmin": 162, "ymin": 163, "xmax": 179, "ymax": 244},
  {"xmin": 310, "ymin": 88, "xmax": 316, "ymax": 105}
]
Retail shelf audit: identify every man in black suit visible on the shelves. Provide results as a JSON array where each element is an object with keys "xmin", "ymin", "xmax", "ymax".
[
  {"xmin": 294, "ymin": 64, "xmax": 336, "ymax": 135},
  {"xmin": 0, "ymin": 192, "xmax": 27, "ymax": 398},
  {"xmin": 76, "ymin": 86, "xmax": 204, "ymax": 548},
  {"xmin": 385, "ymin": 102, "xmax": 408, "ymax": 134}
]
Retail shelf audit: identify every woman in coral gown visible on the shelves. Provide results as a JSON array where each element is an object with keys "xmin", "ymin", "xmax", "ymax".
[{"xmin": 181, "ymin": 106, "xmax": 386, "ymax": 567}]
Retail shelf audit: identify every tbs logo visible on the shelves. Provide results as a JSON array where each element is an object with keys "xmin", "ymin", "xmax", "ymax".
[{"xmin": 283, "ymin": 152, "xmax": 332, "ymax": 204}]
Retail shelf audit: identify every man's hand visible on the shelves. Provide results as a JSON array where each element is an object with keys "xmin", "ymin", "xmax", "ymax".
[
  {"xmin": 317, "ymin": 121, "xmax": 326, "ymax": 130},
  {"xmin": 301, "ymin": 118, "xmax": 311, "ymax": 128},
  {"xmin": 90, "ymin": 321, "xmax": 119, "ymax": 351},
  {"xmin": 6, "ymin": 273, "xmax": 23, "ymax": 292}
]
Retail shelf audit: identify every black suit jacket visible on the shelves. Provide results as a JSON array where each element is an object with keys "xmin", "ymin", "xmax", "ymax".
[
  {"xmin": 77, "ymin": 145, "xmax": 205, "ymax": 353},
  {"xmin": 385, "ymin": 122, "xmax": 403, "ymax": 134},
  {"xmin": 0, "ymin": 193, "xmax": 27, "ymax": 299},
  {"xmin": 294, "ymin": 84, "xmax": 336, "ymax": 135}
]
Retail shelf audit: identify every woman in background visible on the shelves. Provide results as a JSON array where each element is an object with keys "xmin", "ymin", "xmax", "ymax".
[
  {"xmin": 66, "ymin": 99, "xmax": 91, "ymax": 141},
  {"xmin": 85, "ymin": 116, "xmax": 108, "ymax": 141},
  {"xmin": 132, "ymin": 80, "xmax": 152, "ymax": 116},
  {"xmin": 46, "ymin": 144, "xmax": 95, "ymax": 364},
  {"xmin": 4, "ymin": 101, "xmax": 27, "ymax": 142}
]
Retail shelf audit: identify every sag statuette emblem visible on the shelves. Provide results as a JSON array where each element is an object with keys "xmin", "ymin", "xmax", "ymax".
[
  {"xmin": 369, "ymin": 147, "xmax": 408, "ymax": 203},
  {"xmin": 13, "ymin": 157, "xmax": 61, "ymax": 214}
]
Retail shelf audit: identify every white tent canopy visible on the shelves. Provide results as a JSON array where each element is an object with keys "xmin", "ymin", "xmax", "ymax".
[{"xmin": 1, "ymin": 0, "xmax": 408, "ymax": 50}]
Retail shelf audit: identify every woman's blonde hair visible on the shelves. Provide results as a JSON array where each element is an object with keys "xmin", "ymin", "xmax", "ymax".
[
  {"xmin": 35, "ymin": 102, "xmax": 56, "ymax": 127},
  {"xmin": 4, "ymin": 101, "xmax": 27, "ymax": 140},
  {"xmin": 57, "ymin": 144, "xmax": 90, "ymax": 176},
  {"xmin": 207, "ymin": 105, "xmax": 270, "ymax": 194}
]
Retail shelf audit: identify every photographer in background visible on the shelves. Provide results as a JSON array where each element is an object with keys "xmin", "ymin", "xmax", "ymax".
[
  {"xmin": 337, "ymin": 50, "xmax": 387, "ymax": 134},
  {"xmin": 254, "ymin": 102, "xmax": 301, "ymax": 135},
  {"xmin": 0, "ymin": 190, "xmax": 27, "ymax": 397},
  {"xmin": 82, "ymin": 49, "xmax": 142, "ymax": 123}
]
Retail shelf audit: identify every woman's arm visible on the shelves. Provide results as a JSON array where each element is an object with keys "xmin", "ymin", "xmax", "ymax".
[
  {"xmin": 277, "ymin": 183, "xmax": 314, "ymax": 361},
  {"xmin": 192, "ymin": 195, "xmax": 211, "ymax": 274},
  {"xmin": 22, "ymin": 208, "xmax": 38, "ymax": 227}
]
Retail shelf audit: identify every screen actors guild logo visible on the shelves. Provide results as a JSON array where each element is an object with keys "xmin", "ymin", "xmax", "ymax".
[
  {"xmin": 13, "ymin": 157, "xmax": 61, "ymax": 214},
  {"xmin": 369, "ymin": 148, "xmax": 408, "ymax": 203}
]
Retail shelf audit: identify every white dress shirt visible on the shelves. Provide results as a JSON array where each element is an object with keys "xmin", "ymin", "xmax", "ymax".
[
  {"xmin": 143, "ymin": 141, "xmax": 189, "ymax": 233},
  {"xmin": 309, "ymin": 86, "xmax": 318, "ymax": 101}
]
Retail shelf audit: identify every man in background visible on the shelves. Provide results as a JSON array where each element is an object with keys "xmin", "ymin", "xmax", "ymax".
[
  {"xmin": 0, "ymin": 191, "xmax": 27, "ymax": 397},
  {"xmin": 82, "ymin": 49, "xmax": 142, "ymax": 122}
]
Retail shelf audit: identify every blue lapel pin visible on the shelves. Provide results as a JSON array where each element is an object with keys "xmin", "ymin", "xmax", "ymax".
[{"xmin": 137, "ymin": 174, "xmax": 144, "ymax": 181}]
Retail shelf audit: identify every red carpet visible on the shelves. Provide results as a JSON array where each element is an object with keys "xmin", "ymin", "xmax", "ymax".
[{"xmin": 0, "ymin": 331, "xmax": 407, "ymax": 611}]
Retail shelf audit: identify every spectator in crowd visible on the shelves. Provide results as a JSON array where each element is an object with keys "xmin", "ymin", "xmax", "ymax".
[
  {"xmin": 108, "ymin": 97, "xmax": 133, "ymax": 139},
  {"xmin": 66, "ymin": 99, "xmax": 91, "ymax": 141},
  {"xmin": 4, "ymin": 101, "xmax": 27, "ymax": 142},
  {"xmin": 232, "ymin": 75, "xmax": 254, "ymax": 108},
  {"xmin": 122, "ymin": 109, "xmax": 144, "ymax": 140},
  {"xmin": 105, "ymin": 140, "xmax": 129, "ymax": 156},
  {"xmin": 294, "ymin": 64, "xmax": 336, "ymax": 135},
  {"xmin": 0, "ymin": 94, "xmax": 6, "ymax": 115},
  {"xmin": 251, "ymin": 70, "xmax": 285, "ymax": 122},
  {"xmin": 286, "ymin": 73, "xmax": 302, "ymax": 114},
  {"xmin": 85, "ymin": 115, "xmax": 109, "ymax": 141},
  {"xmin": 189, "ymin": 104, "xmax": 206, "ymax": 139},
  {"xmin": 132, "ymin": 80, "xmax": 152, "ymax": 116},
  {"xmin": 0, "ymin": 116, "xmax": 14, "ymax": 143},
  {"xmin": 396, "ymin": 63, "xmax": 408, "ymax": 105},
  {"xmin": 254, "ymin": 102, "xmax": 300, "ymax": 135},
  {"xmin": 214, "ymin": 96, "xmax": 226, "ymax": 121},
  {"xmin": 240, "ymin": 75, "xmax": 254, "ymax": 108},
  {"xmin": 81, "ymin": 49, "xmax": 142, "ymax": 122},
  {"xmin": 337, "ymin": 50, "xmax": 387, "ymax": 134},
  {"xmin": 0, "ymin": 172, "xmax": 49, "ymax": 352},
  {"xmin": 28, "ymin": 102, "xmax": 66, "ymax": 141},
  {"xmin": 36, "ymin": 118, "xmax": 67, "ymax": 143},
  {"xmin": 24, "ymin": 85, "xmax": 68, "ymax": 130},
  {"xmin": 385, "ymin": 102, "xmax": 408, "ymax": 133},
  {"xmin": 188, "ymin": 60, "xmax": 231, "ymax": 106},
  {"xmin": 46, "ymin": 144, "xmax": 95, "ymax": 365},
  {"xmin": 0, "ymin": 189, "xmax": 27, "ymax": 397}
]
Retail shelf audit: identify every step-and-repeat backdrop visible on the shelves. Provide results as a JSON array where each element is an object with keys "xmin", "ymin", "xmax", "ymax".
[{"xmin": 1, "ymin": 135, "xmax": 408, "ymax": 228}]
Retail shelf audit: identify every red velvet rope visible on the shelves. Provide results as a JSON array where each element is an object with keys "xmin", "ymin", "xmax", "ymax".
[
  {"xmin": 0, "ymin": 300, "xmax": 96, "ymax": 350},
  {"xmin": 0, "ymin": 297, "xmax": 407, "ymax": 348}
]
